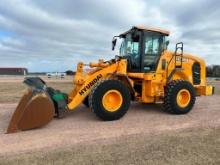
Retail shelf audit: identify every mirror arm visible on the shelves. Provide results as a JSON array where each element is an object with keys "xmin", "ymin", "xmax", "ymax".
[{"xmin": 112, "ymin": 36, "xmax": 119, "ymax": 51}]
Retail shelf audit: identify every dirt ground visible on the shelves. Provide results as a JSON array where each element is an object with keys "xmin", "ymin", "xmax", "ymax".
[
  {"xmin": 0, "ymin": 95, "xmax": 219, "ymax": 156},
  {"xmin": 0, "ymin": 76, "xmax": 219, "ymax": 164}
]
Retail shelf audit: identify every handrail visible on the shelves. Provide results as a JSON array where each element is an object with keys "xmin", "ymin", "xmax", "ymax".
[
  {"xmin": 166, "ymin": 42, "xmax": 183, "ymax": 82},
  {"xmin": 166, "ymin": 52, "xmax": 175, "ymax": 79}
]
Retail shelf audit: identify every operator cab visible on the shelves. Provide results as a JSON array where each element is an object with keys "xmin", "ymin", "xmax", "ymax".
[{"xmin": 113, "ymin": 26, "xmax": 170, "ymax": 72}]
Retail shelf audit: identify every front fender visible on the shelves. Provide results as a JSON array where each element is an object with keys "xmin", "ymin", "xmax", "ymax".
[{"xmin": 67, "ymin": 63, "xmax": 118, "ymax": 110}]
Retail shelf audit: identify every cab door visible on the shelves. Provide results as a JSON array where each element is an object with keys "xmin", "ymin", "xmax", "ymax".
[
  {"xmin": 141, "ymin": 32, "xmax": 165, "ymax": 102},
  {"xmin": 142, "ymin": 33, "xmax": 164, "ymax": 72}
]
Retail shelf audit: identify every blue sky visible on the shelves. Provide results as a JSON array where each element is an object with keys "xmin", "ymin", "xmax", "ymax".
[
  {"xmin": 0, "ymin": 0, "xmax": 219, "ymax": 72},
  {"xmin": 0, "ymin": 30, "xmax": 14, "ymax": 38}
]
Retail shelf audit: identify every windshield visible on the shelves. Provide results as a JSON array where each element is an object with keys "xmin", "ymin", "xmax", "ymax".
[
  {"xmin": 119, "ymin": 33, "xmax": 141, "ymax": 69},
  {"xmin": 119, "ymin": 34, "xmax": 139, "ymax": 57}
]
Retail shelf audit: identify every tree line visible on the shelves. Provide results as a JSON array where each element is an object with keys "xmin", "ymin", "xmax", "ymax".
[{"xmin": 206, "ymin": 65, "xmax": 220, "ymax": 77}]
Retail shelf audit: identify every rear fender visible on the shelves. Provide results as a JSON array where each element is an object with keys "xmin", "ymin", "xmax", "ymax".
[{"xmin": 172, "ymin": 71, "xmax": 191, "ymax": 83}]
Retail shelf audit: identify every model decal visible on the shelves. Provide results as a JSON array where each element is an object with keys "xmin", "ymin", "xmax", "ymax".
[{"xmin": 79, "ymin": 74, "xmax": 102, "ymax": 95}]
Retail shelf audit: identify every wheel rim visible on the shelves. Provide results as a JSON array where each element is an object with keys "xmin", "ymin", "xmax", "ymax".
[
  {"xmin": 177, "ymin": 89, "xmax": 191, "ymax": 108},
  {"xmin": 102, "ymin": 90, "xmax": 123, "ymax": 112}
]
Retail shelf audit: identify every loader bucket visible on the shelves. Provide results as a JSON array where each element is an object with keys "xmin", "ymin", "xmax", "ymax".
[{"xmin": 6, "ymin": 78, "xmax": 56, "ymax": 133}]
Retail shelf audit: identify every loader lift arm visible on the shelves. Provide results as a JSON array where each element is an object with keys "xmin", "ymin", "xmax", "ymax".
[{"xmin": 67, "ymin": 59, "xmax": 129, "ymax": 110}]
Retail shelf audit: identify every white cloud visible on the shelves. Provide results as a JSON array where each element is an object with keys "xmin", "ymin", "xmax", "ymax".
[{"xmin": 0, "ymin": 0, "xmax": 219, "ymax": 72}]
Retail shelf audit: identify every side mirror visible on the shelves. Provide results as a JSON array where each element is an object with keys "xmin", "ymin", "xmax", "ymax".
[{"xmin": 112, "ymin": 38, "xmax": 117, "ymax": 51}]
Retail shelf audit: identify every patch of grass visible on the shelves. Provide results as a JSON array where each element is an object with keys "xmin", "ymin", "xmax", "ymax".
[
  {"xmin": 0, "ymin": 80, "xmax": 219, "ymax": 103},
  {"xmin": 0, "ymin": 82, "xmax": 73, "ymax": 103},
  {"xmin": 208, "ymin": 80, "xmax": 220, "ymax": 95},
  {"xmin": 0, "ymin": 128, "xmax": 219, "ymax": 165}
]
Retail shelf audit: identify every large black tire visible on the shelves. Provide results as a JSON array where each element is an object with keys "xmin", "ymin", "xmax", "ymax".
[
  {"xmin": 89, "ymin": 79, "xmax": 131, "ymax": 121},
  {"xmin": 164, "ymin": 80, "xmax": 196, "ymax": 114},
  {"xmin": 83, "ymin": 96, "xmax": 89, "ymax": 107}
]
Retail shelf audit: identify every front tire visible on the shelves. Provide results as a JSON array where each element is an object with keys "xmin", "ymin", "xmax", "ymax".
[
  {"xmin": 164, "ymin": 80, "xmax": 196, "ymax": 114},
  {"xmin": 89, "ymin": 79, "xmax": 131, "ymax": 121},
  {"xmin": 83, "ymin": 97, "xmax": 89, "ymax": 107}
]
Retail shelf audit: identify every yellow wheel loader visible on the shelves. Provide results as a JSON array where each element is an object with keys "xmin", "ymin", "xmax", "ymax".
[{"xmin": 6, "ymin": 26, "xmax": 214, "ymax": 133}]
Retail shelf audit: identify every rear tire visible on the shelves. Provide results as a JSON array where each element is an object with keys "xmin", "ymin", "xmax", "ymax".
[
  {"xmin": 164, "ymin": 80, "xmax": 196, "ymax": 114},
  {"xmin": 89, "ymin": 79, "xmax": 131, "ymax": 121}
]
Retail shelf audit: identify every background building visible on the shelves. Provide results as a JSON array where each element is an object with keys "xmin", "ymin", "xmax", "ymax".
[
  {"xmin": 0, "ymin": 68, "xmax": 28, "ymax": 75},
  {"xmin": 65, "ymin": 70, "xmax": 75, "ymax": 75}
]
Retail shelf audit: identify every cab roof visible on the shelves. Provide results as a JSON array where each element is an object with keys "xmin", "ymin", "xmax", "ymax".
[{"xmin": 120, "ymin": 25, "xmax": 170, "ymax": 37}]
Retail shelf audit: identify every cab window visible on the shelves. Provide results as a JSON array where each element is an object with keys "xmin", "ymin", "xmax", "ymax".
[
  {"xmin": 120, "ymin": 33, "xmax": 141, "ymax": 70},
  {"xmin": 144, "ymin": 34, "xmax": 163, "ymax": 71},
  {"xmin": 145, "ymin": 36, "xmax": 160, "ymax": 55}
]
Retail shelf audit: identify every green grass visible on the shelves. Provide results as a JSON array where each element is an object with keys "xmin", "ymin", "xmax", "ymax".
[
  {"xmin": 0, "ymin": 82, "xmax": 73, "ymax": 103},
  {"xmin": 208, "ymin": 80, "xmax": 220, "ymax": 95},
  {"xmin": 0, "ymin": 128, "xmax": 219, "ymax": 165}
]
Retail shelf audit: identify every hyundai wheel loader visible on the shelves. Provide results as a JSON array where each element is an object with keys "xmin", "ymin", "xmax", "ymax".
[{"xmin": 6, "ymin": 26, "xmax": 214, "ymax": 133}]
